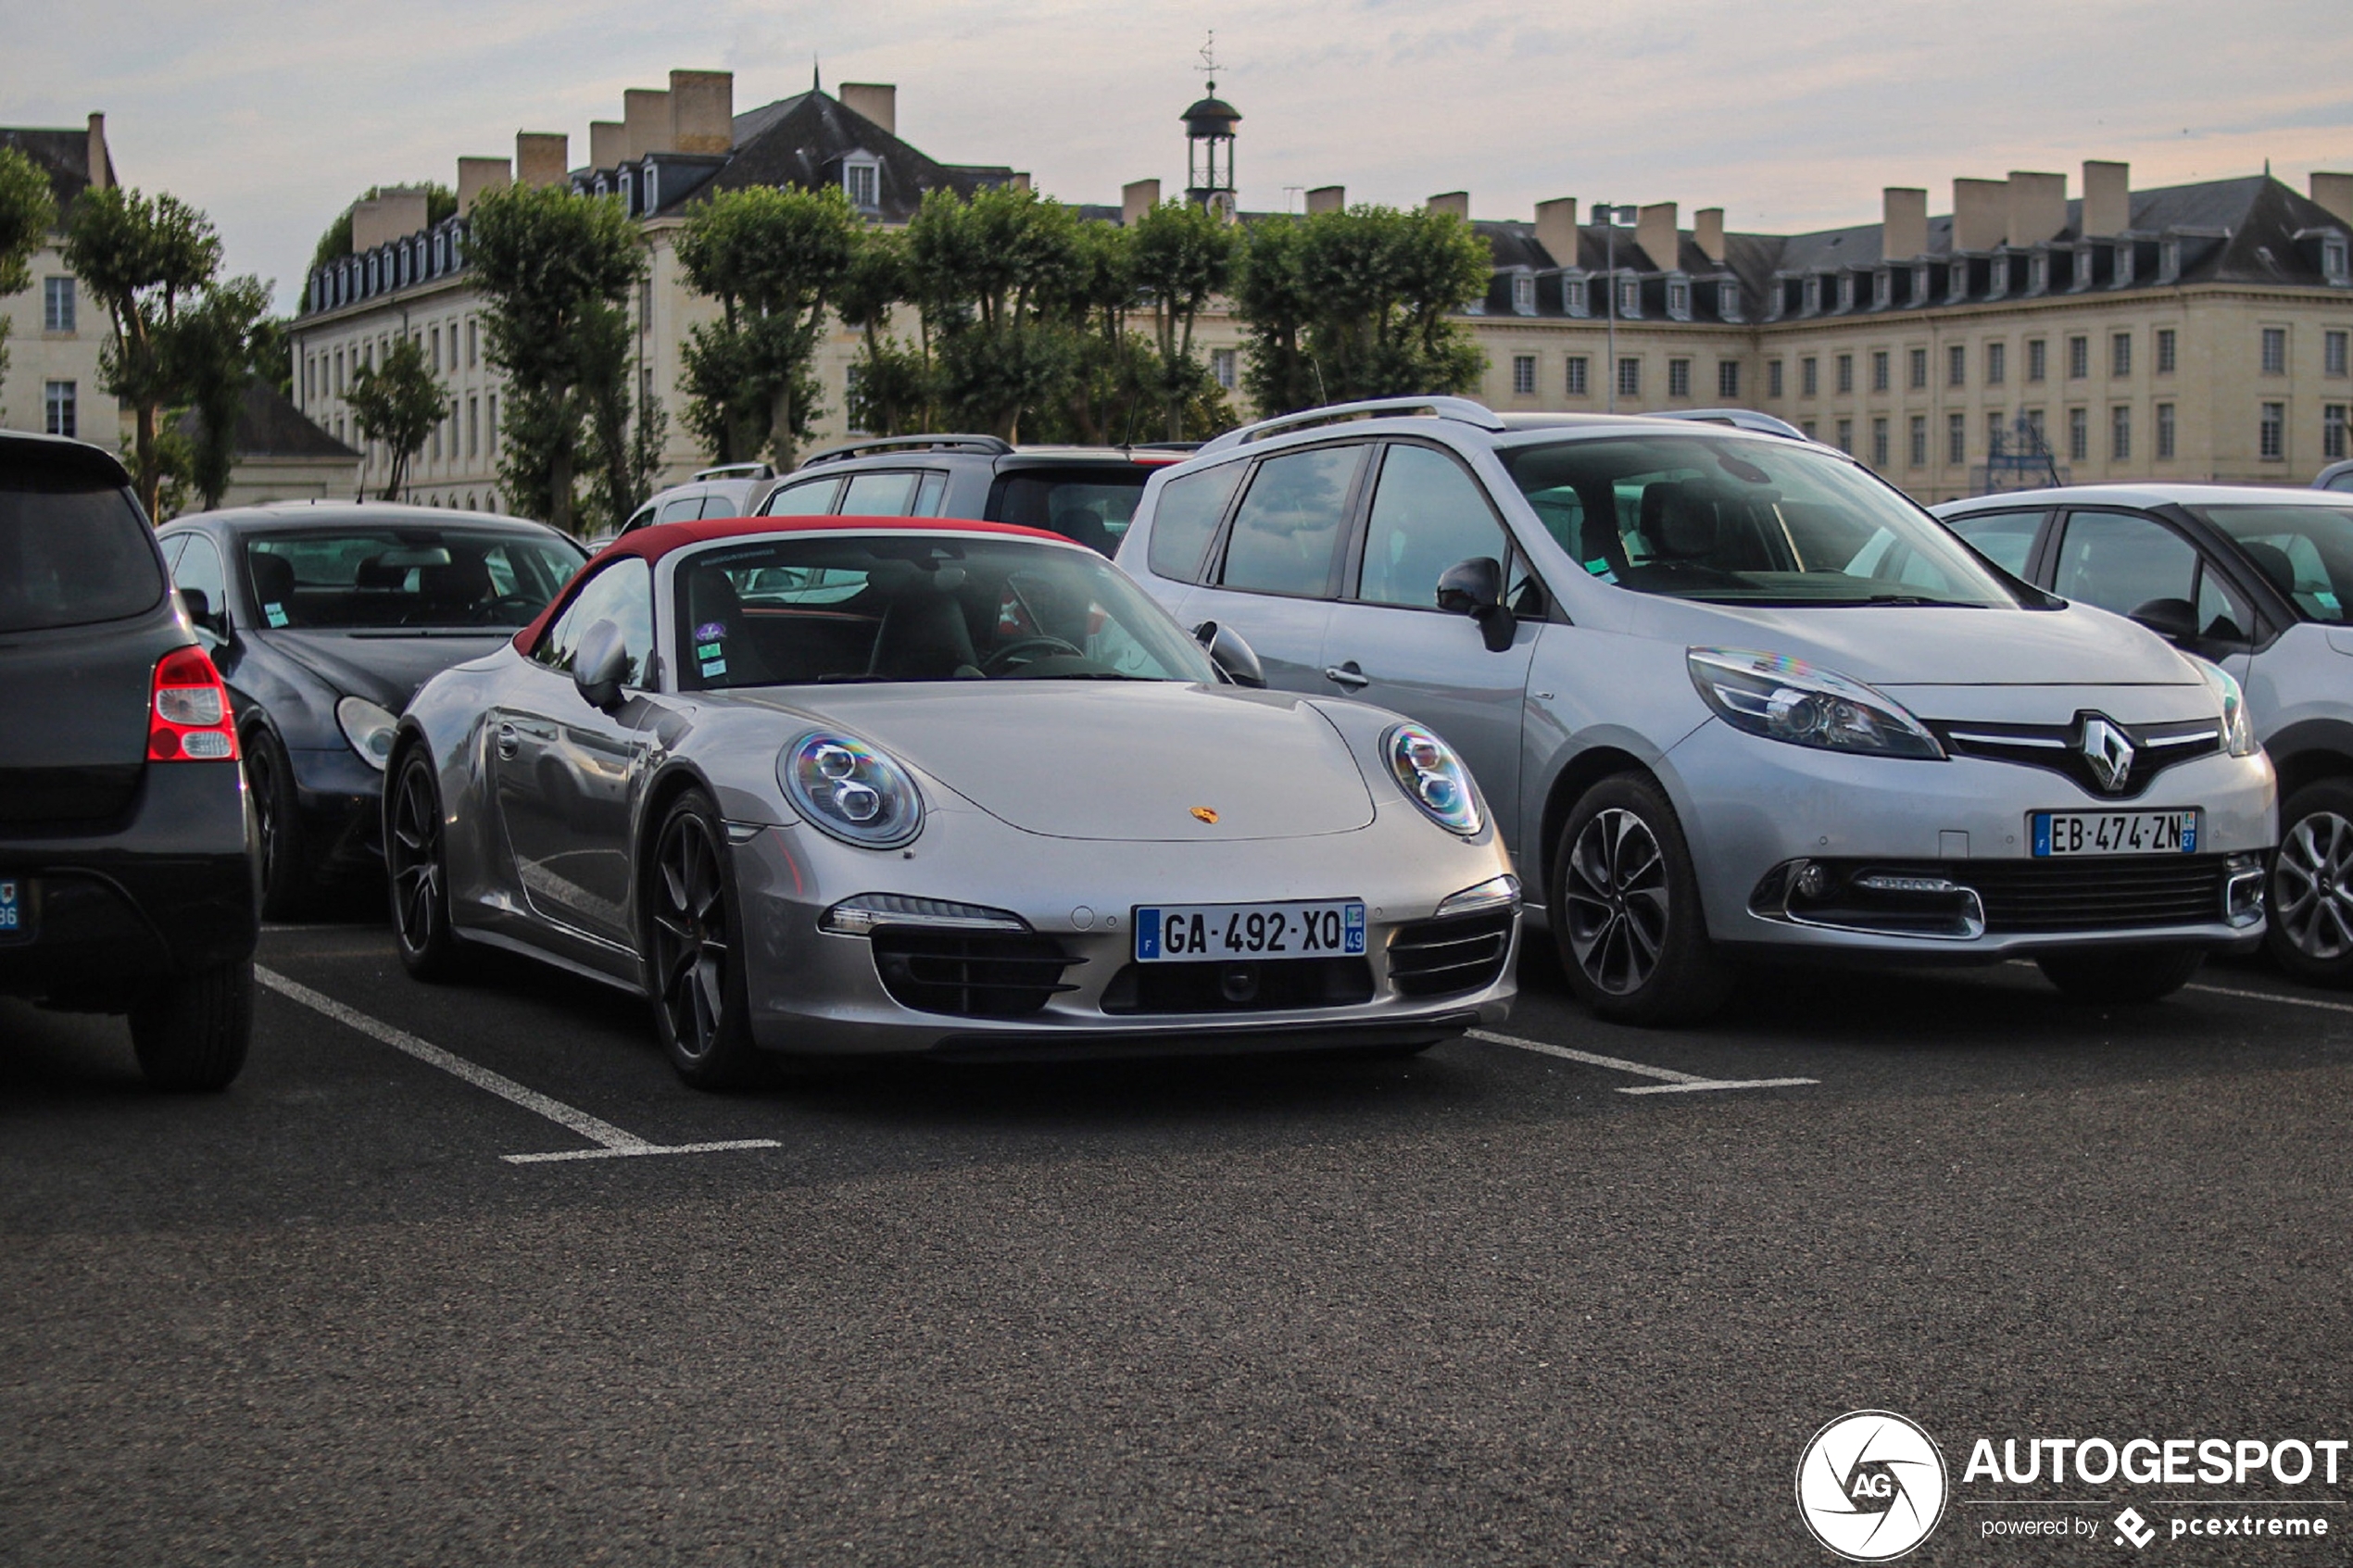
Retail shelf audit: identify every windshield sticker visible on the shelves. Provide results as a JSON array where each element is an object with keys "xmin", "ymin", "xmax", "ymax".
[
  {"xmin": 699, "ymin": 657, "xmax": 727, "ymax": 677},
  {"xmin": 1582, "ymin": 558, "xmax": 1618, "ymax": 583},
  {"xmin": 694, "ymin": 621, "xmax": 726, "ymax": 642},
  {"xmin": 696, "ymin": 641, "xmax": 723, "ymax": 660},
  {"xmin": 264, "ymin": 603, "xmax": 290, "ymax": 627}
]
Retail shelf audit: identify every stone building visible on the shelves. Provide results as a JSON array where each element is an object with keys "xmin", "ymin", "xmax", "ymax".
[{"xmin": 0, "ymin": 116, "xmax": 115, "ymax": 443}]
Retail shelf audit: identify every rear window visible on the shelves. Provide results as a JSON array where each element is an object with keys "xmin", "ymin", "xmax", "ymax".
[
  {"xmin": 244, "ymin": 526, "xmax": 584, "ymax": 629},
  {"xmin": 0, "ymin": 477, "xmax": 164, "ymax": 633},
  {"xmin": 989, "ymin": 467, "xmax": 1151, "ymax": 555}
]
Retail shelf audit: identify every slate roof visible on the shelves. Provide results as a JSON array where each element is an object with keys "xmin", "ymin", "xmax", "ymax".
[
  {"xmin": 0, "ymin": 125, "xmax": 112, "ymax": 213},
  {"xmin": 177, "ymin": 382, "xmax": 359, "ymax": 460},
  {"xmin": 650, "ymin": 90, "xmax": 1018, "ymax": 222}
]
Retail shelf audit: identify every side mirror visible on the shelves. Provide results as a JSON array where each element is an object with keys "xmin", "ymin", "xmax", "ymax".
[
  {"xmin": 2127, "ymin": 596, "xmax": 2198, "ymax": 645},
  {"xmin": 1436, "ymin": 556, "xmax": 1517, "ymax": 654},
  {"xmin": 572, "ymin": 619, "xmax": 632, "ymax": 712},
  {"xmin": 1191, "ymin": 620, "xmax": 1266, "ymax": 689}
]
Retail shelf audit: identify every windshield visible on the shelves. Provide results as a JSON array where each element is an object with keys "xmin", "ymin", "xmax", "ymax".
[
  {"xmin": 1501, "ymin": 434, "xmax": 2020, "ymax": 607},
  {"xmin": 244, "ymin": 527, "xmax": 585, "ymax": 630},
  {"xmin": 676, "ymin": 533, "xmax": 1218, "ymax": 688},
  {"xmin": 989, "ymin": 468, "xmax": 1151, "ymax": 555},
  {"xmin": 0, "ymin": 478, "xmax": 162, "ymax": 633},
  {"xmin": 2188, "ymin": 503, "xmax": 2353, "ymax": 625}
]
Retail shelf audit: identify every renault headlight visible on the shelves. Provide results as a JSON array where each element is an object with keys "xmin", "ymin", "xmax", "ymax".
[
  {"xmin": 1687, "ymin": 648, "xmax": 1944, "ymax": 760},
  {"xmin": 335, "ymin": 696, "xmax": 399, "ymax": 771},
  {"xmin": 779, "ymin": 731, "xmax": 924, "ymax": 847},
  {"xmin": 2190, "ymin": 657, "xmax": 2259, "ymax": 758},
  {"xmin": 1386, "ymin": 723, "xmax": 1482, "ymax": 835}
]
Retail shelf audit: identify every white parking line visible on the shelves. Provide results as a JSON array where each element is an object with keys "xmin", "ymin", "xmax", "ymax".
[
  {"xmin": 1466, "ymin": 1028, "xmax": 1818, "ymax": 1093},
  {"xmin": 2186, "ymin": 981, "xmax": 2353, "ymax": 1017},
  {"xmin": 255, "ymin": 967, "xmax": 781, "ymax": 1163}
]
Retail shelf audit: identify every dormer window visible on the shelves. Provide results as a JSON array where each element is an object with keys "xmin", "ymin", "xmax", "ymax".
[
  {"xmin": 1563, "ymin": 272, "xmax": 1590, "ymax": 317},
  {"xmin": 1717, "ymin": 280, "xmax": 1741, "ymax": 321},
  {"xmin": 2158, "ymin": 240, "xmax": 2180, "ymax": 284},
  {"xmin": 844, "ymin": 155, "xmax": 881, "ymax": 210},
  {"xmin": 2326, "ymin": 235, "xmax": 2350, "ymax": 284},
  {"xmin": 1617, "ymin": 276, "xmax": 1641, "ymax": 318},
  {"xmin": 1666, "ymin": 278, "xmax": 1691, "ymax": 320},
  {"xmin": 2028, "ymin": 252, "xmax": 2048, "ymax": 294},
  {"xmin": 1836, "ymin": 272, "xmax": 1856, "ymax": 311},
  {"xmin": 1512, "ymin": 271, "xmax": 1536, "ymax": 315},
  {"xmin": 1803, "ymin": 275, "xmax": 1821, "ymax": 315},
  {"xmin": 644, "ymin": 162, "xmax": 661, "ymax": 213},
  {"xmin": 619, "ymin": 168, "xmax": 635, "ymax": 215},
  {"xmin": 1947, "ymin": 261, "xmax": 1969, "ymax": 302}
]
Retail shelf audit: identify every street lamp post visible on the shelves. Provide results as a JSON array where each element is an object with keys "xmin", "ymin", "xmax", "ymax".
[{"xmin": 1594, "ymin": 204, "xmax": 1638, "ymax": 413}]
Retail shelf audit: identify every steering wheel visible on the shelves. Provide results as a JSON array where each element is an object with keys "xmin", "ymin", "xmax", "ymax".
[
  {"xmin": 980, "ymin": 635, "xmax": 1083, "ymax": 675},
  {"xmin": 473, "ymin": 592, "xmax": 541, "ymax": 623}
]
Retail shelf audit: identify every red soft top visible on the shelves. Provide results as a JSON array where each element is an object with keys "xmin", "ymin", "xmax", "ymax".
[{"xmin": 513, "ymin": 512, "xmax": 1071, "ymax": 653}]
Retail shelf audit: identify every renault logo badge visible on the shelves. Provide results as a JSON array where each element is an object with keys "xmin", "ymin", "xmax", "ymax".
[
  {"xmin": 2079, "ymin": 716, "xmax": 2135, "ymax": 793},
  {"xmin": 1190, "ymin": 807, "xmax": 1219, "ymax": 824}
]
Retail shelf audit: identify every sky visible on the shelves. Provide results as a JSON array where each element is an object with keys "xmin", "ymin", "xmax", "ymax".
[{"xmin": 6, "ymin": 0, "xmax": 2352, "ymax": 316}]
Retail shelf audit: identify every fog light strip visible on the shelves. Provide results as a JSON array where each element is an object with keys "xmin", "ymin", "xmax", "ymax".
[{"xmin": 1467, "ymin": 1028, "xmax": 1818, "ymax": 1093}]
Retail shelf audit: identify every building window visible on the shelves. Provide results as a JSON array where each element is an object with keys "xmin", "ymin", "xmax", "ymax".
[
  {"xmin": 2111, "ymin": 405, "xmax": 2132, "ymax": 461},
  {"xmin": 43, "ymin": 380, "xmax": 75, "ymax": 438},
  {"xmin": 2262, "ymin": 328, "xmax": 2287, "ymax": 376},
  {"xmin": 1948, "ymin": 411, "xmax": 1967, "ymax": 465},
  {"xmin": 2260, "ymin": 402, "xmax": 2285, "ymax": 459},
  {"xmin": 1871, "ymin": 350, "xmax": 1889, "ymax": 393},
  {"xmin": 2027, "ymin": 339, "xmax": 2047, "ymax": 383},
  {"xmin": 1212, "ymin": 347, "xmax": 1237, "ymax": 391},
  {"xmin": 42, "ymin": 277, "xmax": 74, "ymax": 332},
  {"xmin": 2026, "ymin": 408, "xmax": 2047, "ymax": 446},
  {"xmin": 2158, "ymin": 402, "xmax": 2176, "ymax": 458},
  {"xmin": 1667, "ymin": 358, "xmax": 1691, "ymax": 399},
  {"xmin": 1870, "ymin": 417, "xmax": 1889, "ymax": 468},
  {"xmin": 2157, "ymin": 328, "xmax": 2177, "ymax": 374},
  {"xmin": 1512, "ymin": 354, "xmax": 1537, "ymax": 395},
  {"xmin": 1513, "ymin": 273, "xmax": 1536, "ymax": 316},
  {"xmin": 1909, "ymin": 414, "xmax": 1928, "ymax": 468},
  {"xmin": 2326, "ymin": 331, "xmax": 2348, "ymax": 378},
  {"xmin": 1567, "ymin": 356, "xmax": 1590, "ymax": 396},
  {"xmin": 2326, "ymin": 237, "xmax": 2350, "ymax": 284},
  {"xmin": 1718, "ymin": 360, "xmax": 1741, "ymax": 399},
  {"xmin": 1718, "ymin": 280, "xmax": 1740, "ymax": 320},
  {"xmin": 1836, "ymin": 354, "xmax": 1854, "ymax": 394},
  {"xmin": 1986, "ymin": 341, "xmax": 2007, "ymax": 386},
  {"xmin": 1802, "ymin": 357, "xmax": 1818, "ymax": 397},
  {"xmin": 1908, "ymin": 347, "xmax": 1928, "ymax": 391},
  {"xmin": 2069, "ymin": 335, "xmax": 2090, "ymax": 379},
  {"xmin": 1802, "ymin": 420, "xmax": 1818, "ymax": 440},
  {"xmin": 2069, "ymin": 408, "xmax": 2089, "ymax": 462},
  {"xmin": 468, "ymin": 395, "xmax": 479, "ymax": 458},
  {"xmin": 2111, "ymin": 332, "xmax": 2132, "ymax": 378},
  {"xmin": 1835, "ymin": 418, "xmax": 1853, "ymax": 454},
  {"xmin": 1948, "ymin": 344, "xmax": 1967, "ymax": 388},
  {"xmin": 1617, "ymin": 357, "xmax": 1641, "ymax": 398},
  {"xmin": 1987, "ymin": 410, "xmax": 2006, "ymax": 452},
  {"xmin": 467, "ymin": 319, "xmax": 480, "ymax": 369},
  {"xmin": 1665, "ymin": 279, "xmax": 1689, "ymax": 319},
  {"xmin": 844, "ymin": 158, "xmax": 880, "ymax": 209},
  {"xmin": 487, "ymin": 394, "xmax": 497, "ymax": 447},
  {"xmin": 429, "ymin": 325, "xmax": 440, "ymax": 373},
  {"xmin": 2323, "ymin": 405, "xmax": 2347, "ymax": 461},
  {"xmin": 1768, "ymin": 358, "xmax": 1783, "ymax": 398}
]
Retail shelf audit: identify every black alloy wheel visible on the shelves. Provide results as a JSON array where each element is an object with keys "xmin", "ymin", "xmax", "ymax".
[
  {"xmin": 387, "ymin": 749, "xmax": 465, "ymax": 980},
  {"xmin": 1552, "ymin": 773, "xmax": 1733, "ymax": 1027},
  {"xmin": 245, "ymin": 727, "xmax": 315, "ymax": 920},
  {"xmin": 2268, "ymin": 781, "xmax": 2353, "ymax": 986},
  {"xmin": 648, "ymin": 790, "xmax": 760, "ymax": 1087}
]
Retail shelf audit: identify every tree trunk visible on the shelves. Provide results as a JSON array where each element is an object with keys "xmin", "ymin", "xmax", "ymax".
[
  {"xmin": 549, "ymin": 442, "xmax": 573, "ymax": 537},
  {"xmin": 133, "ymin": 401, "xmax": 158, "ymax": 520},
  {"xmin": 769, "ymin": 381, "xmax": 795, "ymax": 472}
]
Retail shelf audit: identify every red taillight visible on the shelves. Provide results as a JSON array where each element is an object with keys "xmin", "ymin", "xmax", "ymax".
[{"xmin": 149, "ymin": 646, "xmax": 239, "ymax": 763}]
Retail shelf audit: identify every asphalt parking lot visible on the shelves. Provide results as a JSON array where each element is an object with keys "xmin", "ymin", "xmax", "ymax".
[{"xmin": 6, "ymin": 912, "xmax": 2353, "ymax": 1566}]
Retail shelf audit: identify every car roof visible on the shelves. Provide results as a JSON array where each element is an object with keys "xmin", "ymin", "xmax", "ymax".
[
  {"xmin": 0, "ymin": 428, "xmax": 136, "ymax": 489},
  {"xmin": 1932, "ymin": 483, "xmax": 2353, "ymax": 513},
  {"xmin": 160, "ymin": 502, "xmax": 567, "ymax": 535}
]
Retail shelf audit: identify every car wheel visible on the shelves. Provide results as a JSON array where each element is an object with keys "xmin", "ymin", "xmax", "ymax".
[
  {"xmin": 2267, "ymin": 780, "xmax": 2353, "ymax": 986},
  {"xmin": 2036, "ymin": 944, "xmax": 2206, "ymax": 1004},
  {"xmin": 1552, "ymin": 773, "xmax": 1733, "ymax": 1026},
  {"xmin": 245, "ymin": 726, "xmax": 316, "ymax": 921},
  {"xmin": 647, "ymin": 789, "xmax": 761, "ymax": 1089},
  {"xmin": 129, "ymin": 960, "xmax": 253, "ymax": 1090},
  {"xmin": 387, "ymin": 749, "xmax": 467, "ymax": 981}
]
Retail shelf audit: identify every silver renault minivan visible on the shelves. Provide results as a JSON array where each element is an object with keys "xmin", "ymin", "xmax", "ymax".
[{"xmin": 1119, "ymin": 399, "xmax": 2273, "ymax": 1023}]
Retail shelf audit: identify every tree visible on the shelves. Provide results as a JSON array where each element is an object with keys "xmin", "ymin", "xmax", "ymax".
[
  {"xmin": 0, "ymin": 146, "xmax": 58, "ymax": 402},
  {"xmin": 1128, "ymin": 200, "xmax": 1236, "ymax": 439},
  {"xmin": 1232, "ymin": 216, "xmax": 1320, "ymax": 417},
  {"xmin": 905, "ymin": 184, "xmax": 1085, "ymax": 440},
  {"xmin": 302, "ymin": 184, "xmax": 456, "ymax": 311},
  {"xmin": 466, "ymin": 183, "xmax": 645, "ymax": 536},
  {"xmin": 675, "ymin": 184, "xmax": 858, "ymax": 470},
  {"xmin": 346, "ymin": 334, "xmax": 445, "ymax": 502},
  {"xmin": 169, "ymin": 273, "xmax": 272, "ymax": 510},
  {"xmin": 63, "ymin": 186, "xmax": 222, "ymax": 517},
  {"xmin": 837, "ymin": 226, "xmax": 933, "ymax": 438}
]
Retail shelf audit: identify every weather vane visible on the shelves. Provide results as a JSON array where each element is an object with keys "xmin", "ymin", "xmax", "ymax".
[{"xmin": 1196, "ymin": 31, "xmax": 1219, "ymax": 90}]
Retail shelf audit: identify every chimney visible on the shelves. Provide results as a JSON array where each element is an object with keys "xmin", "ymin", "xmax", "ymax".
[
  {"xmin": 515, "ymin": 132, "xmax": 568, "ymax": 189},
  {"xmin": 623, "ymin": 88, "xmax": 673, "ymax": 160},
  {"xmin": 1426, "ymin": 191, "xmax": 1470, "ymax": 220},
  {"xmin": 1306, "ymin": 185, "xmax": 1345, "ymax": 214},
  {"xmin": 1694, "ymin": 206, "xmax": 1726, "ymax": 264},
  {"xmin": 2007, "ymin": 170, "xmax": 2067, "ymax": 248},
  {"xmin": 456, "ymin": 157, "xmax": 511, "ymax": 217},
  {"xmin": 2311, "ymin": 171, "xmax": 2353, "ymax": 227},
  {"xmin": 1535, "ymin": 198, "xmax": 1579, "ymax": 266},
  {"xmin": 1881, "ymin": 188, "xmax": 1928, "ymax": 260},
  {"xmin": 2082, "ymin": 160, "xmax": 2131, "ymax": 236},
  {"xmin": 1636, "ymin": 201, "xmax": 1679, "ymax": 270},
  {"xmin": 1122, "ymin": 179, "xmax": 1161, "ymax": 225},
  {"xmin": 589, "ymin": 120, "xmax": 625, "ymax": 170},
  {"xmin": 669, "ymin": 70, "xmax": 734, "ymax": 155},
  {"xmin": 1010, "ymin": 173, "xmax": 1032, "ymax": 193},
  {"xmin": 351, "ymin": 187, "xmax": 430, "ymax": 251},
  {"xmin": 1952, "ymin": 177, "xmax": 2007, "ymax": 251},
  {"xmin": 839, "ymin": 83, "xmax": 897, "ymax": 136},
  {"xmin": 85, "ymin": 112, "xmax": 109, "ymax": 190}
]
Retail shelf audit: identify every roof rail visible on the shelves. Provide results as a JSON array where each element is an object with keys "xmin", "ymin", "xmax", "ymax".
[
  {"xmin": 1648, "ymin": 408, "xmax": 1810, "ymax": 441},
  {"xmin": 693, "ymin": 461, "xmax": 774, "ymax": 482},
  {"xmin": 1197, "ymin": 397, "xmax": 1505, "ymax": 458},
  {"xmin": 799, "ymin": 433, "xmax": 1016, "ymax": 469}
]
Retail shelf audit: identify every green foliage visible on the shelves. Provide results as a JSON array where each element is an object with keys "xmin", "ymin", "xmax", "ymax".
[
  {"xmin": 302, "ymin": 184, "xmax": 457, "ymax": 310},
  {"xmin": 0, "ymin": 146, "xmax": 59, "ymax": 398},
  {"xmin": 168, "ymin": 273, "xmax": 272, "ymax": 510},
  {"xmin": 1234, "ymin": 204, "xmax": 1491, "ymax": 416},
  {"xmin": 1129, "ymin": 200, "xmax": 1237, "ymax": 439},
  {"xmin": 674, "ymin": 183, "xmax": 858, "ymax": 470},
  {"xmin": 346, "ymin": 334, "xmax": 447, "ymax": 503},
  {"xmin": 248, "ymin": 314, "xmax": 293, "ymax": 399},
  {"xmin": 466, "ymin": 183, "xmax": 647, "ymax": 534}
]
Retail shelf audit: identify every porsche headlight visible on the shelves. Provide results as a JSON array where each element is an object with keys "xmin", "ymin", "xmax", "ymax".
[
  {"xmin": 1687, "ymin": 648, "xmax": 1944, "ymax": 760},
  {"xmin": 335, "ymin": 696, "xmax": 399, "ymax": 771},
  {"xmin": 778, "ymin": 731, "xmax": 924, "ymax": 847},
  {"xmin": 2191, "ymin": 656, "xmax": 2259, "ymax": 758},
  {"xmin": 1386, "ymin": 723, "xmax": 1482, "ymax": 836}
]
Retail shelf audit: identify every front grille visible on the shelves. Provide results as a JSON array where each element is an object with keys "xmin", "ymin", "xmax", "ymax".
[
  {"xmin": 1933, "ymin": 714, "xmax": 2221, "ymax": 800},
  {"xmin": 869, "ymin": 929, "xmax": 1081, "ymax": 1018},
  {"xmin": 1851, "ymin": 857, "xmax": 2228, "ymax": 934},
  {"xmin": 1387, "ymin": 909, "xmax": 1516, "ymax": 997},
  {"xmin": 1099, "ymin": 958, "xmax": 1375, "ymax": 1015}
]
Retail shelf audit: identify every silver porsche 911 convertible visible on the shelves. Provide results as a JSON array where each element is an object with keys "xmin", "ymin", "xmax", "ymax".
[{"xmin": 386, "ymin": 514, "xmax": 1520, "ymax": 1085}]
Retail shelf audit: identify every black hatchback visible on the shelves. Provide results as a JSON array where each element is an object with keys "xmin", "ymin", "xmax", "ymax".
[{"xmin": 0, "ymin": 433, "xmax": 258, "ymax": 1088}]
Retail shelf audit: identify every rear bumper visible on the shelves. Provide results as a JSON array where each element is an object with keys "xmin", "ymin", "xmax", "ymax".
[{"xmin": 0, "ymin": 761, "xmax": 259, "ymax": 1007}]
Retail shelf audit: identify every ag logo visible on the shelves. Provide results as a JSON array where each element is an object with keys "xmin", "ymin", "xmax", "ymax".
[{"xmin": 1795, "ymin": 1410, "xmax": 1949, "ymax": 1561}]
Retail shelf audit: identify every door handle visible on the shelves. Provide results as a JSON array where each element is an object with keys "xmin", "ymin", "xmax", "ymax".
[
  {"xmin": 496, "ymin": 721, "xmax": 519, "ymax": 759},
  {"xmin": 1322, "ymin": 661, "xmax": 1370, "ymax": 690}
]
